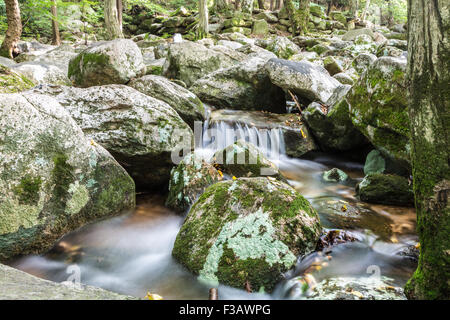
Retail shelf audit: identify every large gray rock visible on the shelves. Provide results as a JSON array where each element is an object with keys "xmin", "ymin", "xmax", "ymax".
[
  {"xmin": 11, "ymin": 62, "xmax": 70, "ymax": 85},
  {"xmin": 342, "ymin": 28, "xmax": 375, "ymax": 41},
  {"xmin": 191, "ymin": 57, "xmax": 286, "ymax": 113},
  {"xmin": 0, "ymin": 64, "xmax": 35, "ymax": 93},
  {"xmin": 68, "ymin": 39, "xmax": 145, "ymax": 87},
  {"xmin": 256, "ymin": 36, "xmax": 300, "ymax": 59},
  {"xmin": 15, "ymin": 44, "xmax": 78, "ymax": 72},
  {"xmin": 265, "ymin": 58, "xmax": 342, "ymax": 104},
  {"xmin": 163, "ymin": 41, "xmax": 244, "ymax": 87},
  {"xmin": 0, "ymin": 264, "xmax": 136, "ymax": 299},
  {"xmin": 128, "ymin": 75, "xmax": 205, "ymax": 128},
  {"xmin": 0, "ymin": 93, "xmax": 135, "ymax": 260},
  {"xmin": 0, "ymin": 56, "xmax": 17, "ymax": 68},
  {"xmin": 347, "ymin": 57, "xmax": 410, "ymax": 170},
  {"xmin": 30, "ymin": 84, "xmax": 193, "ymax": 190},
  {"xmin": 172, "ymin": 177, "xmax": 322, "ymax": 292}
]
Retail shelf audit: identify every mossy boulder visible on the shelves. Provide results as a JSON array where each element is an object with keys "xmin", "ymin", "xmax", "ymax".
[
  {"xmin": 172, "ymin": 177, "xmax": 322, "ymax": 292},
  {"xmin": 30, "ymin": 84, "xmax": 193, "ymax": 190},
  {"xmin": 356, "ymin": 173, "xmax": 414, "ymax": 207},
  {"xmin": 252, "ymin": 19, "xmax": 269, "ymax": 36},
  {"xmin": 322, "ymin": 168, "xmax": 349, "ymax": 183},
  {"xmin": 260, "ymin": 36, "xmax": 300, "ymax": 60},
  {"xmin": 11, "ymin": 62, "xmax": 70, "ymax": 85},
  {"xmin": 211, "ymin": 140, "xmax": 285, "ymax": 180},
  {"xmin": 163, "ymin": 41, "xmax": 244, "ymax": 87},
  {"xmin": 191, "ymin": 57, "xmax": 286, "ymax": 113},
  {"xmin": 347, "ymin": 57, "xmax": 410, "ymax": 171},
  {"xmin": 0, "ymin": 65, "xmax": 35, "ymax": 93},
  {"xmin": 128, "ymin": 75, "xmax": 205, "ymax": 128},
  {"xmin": 166, "ymin": 152, "xmax": 223, "ymax": 213},
  {"xmin": 68, "ymin": 39, "xmax": 145, "ymax": 87},
  {"xmin": 0, "ymin": 93, "xmax": 135, "ymax": 261},
  {"xmin": 303, "ymin": 86, "xmax": 368, "ymax": 151},
  {"xmin": 364, "ymin": 149, "xmax": 410, "ymax": 176}
]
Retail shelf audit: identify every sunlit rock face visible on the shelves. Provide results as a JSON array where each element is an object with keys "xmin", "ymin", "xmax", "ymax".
[
  {"xmin": 172, "ymin": 177, "xmax": 322, "ymax": 292},
  {"xmin": 30, "ymin": 84, "xmax": 193, "ymax": 190},
  {"xmin": 0, "ymin": 93, "xmax": 135, "ymax": 261}
]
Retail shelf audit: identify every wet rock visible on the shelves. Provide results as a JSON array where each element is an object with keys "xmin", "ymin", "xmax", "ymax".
[
  {"xmin": 0, "ymin": 264, "xmax": 137, "ymax": 299},
  {"xmin": 209, "ymin": 109, "xmax": 318, "ymax": 158},
  {"xmin": 322, "ymin": 168, "xmax": 349, "ymax": 183},
  {"xmin": 312, "ymin": 198, "xmax": 393, "ymax": 239},
  {"xmin": 395, "ymin": 244, "xmax": 420, "ymax": 263},
  {"xmin": 211, "ymin": 140, "xmax": 284, "ymax": 180},
  {"xmin": 166, "ymin": 152, "xmax": 223, "ymax": 213},
  {"xmin": 163, "ymin": 41, "xmax": 244, "ymax": 87},
  {"xmin": 68, "ymin": 39, "xmax": 145, "ymax": 87},
  {"xmin": 191, "ymin": 57, "xmax": 286, "ymax": 113},
  {"xmin": 288, "ymin": 276, "xmax": 406, "ymax": 300},
  {"xmin": 265, "ymin": 58, "xmax": 342, "ymax": 104},
  {"xmin": 172, "ymin": 177, "xmax": 322, "ymax": 292},
  {"xmin": 316, "ymin": 229, "xmax": 359, "ymax": 251},
  {"xmin": 356, "ymin": 173, "xmax": 414, "ymax": 207},
  {"xmin": 347, "ymin": 57, "xmax": 410, "ymax": 171},
  {"xmin": 364, "ymin": 149, "xmax": 409, "ymax": 177},
  {"xmin": 0, "ymin": 92, "xmax": 135, "ymax": 260},
  {"xmin": 30, "ymin": 84, "xmax": 193, "ymax": 190},
  {"xmin": 128, "ymin": 75, "xmax": 205, "ymax": 128}
]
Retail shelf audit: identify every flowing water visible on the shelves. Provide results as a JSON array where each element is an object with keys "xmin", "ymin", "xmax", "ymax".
[{"xmin": 9, "ymin": 115, "xmax": 418, "ymax": 300}]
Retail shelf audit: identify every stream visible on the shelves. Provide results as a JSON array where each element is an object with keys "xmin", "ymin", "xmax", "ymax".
[{"xmin": 8, "ymin": 112, "xmax": 418, "ymax": 300}]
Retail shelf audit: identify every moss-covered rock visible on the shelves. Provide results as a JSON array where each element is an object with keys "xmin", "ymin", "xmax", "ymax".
[
  {"xmin": 0, "ymin": 65, "xmax": 35, "ymax": 94},
  {"xmin": 252, "ymin": 19, "xmax": 269, "ymax": 36},
  {"xmin": 172, "ymin": 177, "xmax": 322, "ymax": 292},
  {"xmin": 356, "ymin": 173, "xmax": 414, "ymax": 207},
  {"xmin": 166, "ymin": 152, "xmax": 223, "ymax": 213},
  {"xmin": 260, "ymin": 36, "xmax": 300, "ymax": 60},
  {"xmin": 0, "ymin": 93, "xmax": 135, "ymax": 261},
  {"xmin": 347, "ymin": 56, "xmax": 410, "ymax": 171},
  {"xmin": 68, "ymin": 39, "xmax": 145, "ymax": 87},
  {"xmin": 322, "ymin": 168, "xmax": 349, "ymax": 183},
  {"xmin": 211, "ymin": 140, "xmax": 285, "ymax": 181}
]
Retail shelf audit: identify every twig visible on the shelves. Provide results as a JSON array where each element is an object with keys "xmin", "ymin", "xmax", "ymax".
[{"xmin": 288, "ymin": 90, "xmax": 302, "ymax": 115}]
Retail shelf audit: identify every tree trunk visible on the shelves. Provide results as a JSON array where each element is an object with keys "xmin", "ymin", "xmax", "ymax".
[
  {"xmin": 349, "ymin": 0, "xmax": 358, "ymax": 18},
  {"xmin": 198, "ymin": 0, "xmax": 209, "ymax": 39},
  {"xmin": 241, "ymin": 0, "xmax": 253, "ymax": 13},
  {"xmin": 361, "ymin": 0, "xmax": 370, "ymax": 21},
  {"xmin": 404, "ymin": 0, "xmax": 450, "ymax": 300},
  {"xmin": 51, "ymin": 0, "xmax": 61, "ymax": 46},
  {"xmin": 104, "ymin": 0, "xmax": 123, "ymax": 40},
  {"xmin": 0, "ymin": 0, "xmax": 22, "ymax": 59},
  {"xmin": 215, "ymin": 0, "xmax": 229, "ymax": 12},
  {"xmin": 286, "ymin": 0, "xmax": 309, "ymax": 35},
  {"xmin": 275, "ymin": 0, "xmax": 281, "ymax": 10},
  {"xmin": 270, "ymin": 0, "xmax": 274, "ymax": 10},
  {"xmin": 235, "ymin": 0, "xmax": 241, "ymax": 10},
  {"xmin": 258, "ymin": 0, "xmax": 265, "ymax": 10},
  {"xmin": 387, "ymin": 0, "xmax": 394, "ymax": 28}
]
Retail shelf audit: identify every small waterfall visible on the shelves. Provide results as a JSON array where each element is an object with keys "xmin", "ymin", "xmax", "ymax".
[{"xmin": 200, "ymin": 120, "xmax": 286, "ymax": 161}]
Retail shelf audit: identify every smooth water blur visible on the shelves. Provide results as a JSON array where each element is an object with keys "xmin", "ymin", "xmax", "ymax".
[{"xmin": 9, "ymin": 121, "xmax": 417, "ymax": 300}]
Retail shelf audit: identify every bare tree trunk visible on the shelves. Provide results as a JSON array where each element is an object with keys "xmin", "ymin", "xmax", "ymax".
[
  {"xmin": 404, "ymin": 0, "xmax": 450, "ymax": 300},
  {"xmin": 387, "ymin": 0, "xmax": 394, "ymax": 28},
  {"xmin": 104, "ymin": 0, "xmax": 123, "ymax": 40},
  {"xmin": 116, "ymin": 0, "xmax": 123, "ymax": 31},
  {"xmin": 215, "ymin": 0, "xmax": 229, "ymax": 12},
  {"xmin": 285, "ymin": 0, "xmax": 310, "ymax": 35},
  {"xmin": 275, "ymin": 0, "xmax": 281, "ymax": 10},
  {"xmin": 349, "ymin": 0, "xmax": 358, "ymax": 18},
  {"xmin": 235, "ymin": 0, "xmax": 241, "ymax": 10},
  {"xmin": 361, "ymin": 0, "xmax": 370, "ymax": 21},
  {"xmin": 0, "ymin": 0, "xmax": 22, "ymax": 58},
  {"xmin": 198, "ymin": 0, "xmax": 209, "ymax": 39},
  {"xmin": 270, "ymin": 0, "xmax": 274, "ymax": 10},
  {"xmin": 51, "ymin": 0, "xmax": 61, "ymax": 46}
]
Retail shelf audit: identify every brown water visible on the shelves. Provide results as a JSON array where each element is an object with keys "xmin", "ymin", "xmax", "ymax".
[{"xmin": 9, "ymin": 153, "xmax": 417, "ymax": 300}]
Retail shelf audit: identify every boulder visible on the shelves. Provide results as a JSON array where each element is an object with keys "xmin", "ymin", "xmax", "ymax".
[
  {"xmin": 166, "ymin": 152, "xmax": 223, "ymax": 213},
  {"xmin": 191, "ymin": 57, "xmax": 286, "ymax": 113},
  {"xmin": 0, "ymin": 56, "xmax": 17, "ymax": 68},
  {"xmin": 68, "ymin": 39, "xmax": 145, "ymax": 87},
  {"xmin": 172, "ymin": 177, "xmax": 322, "ymax": 292},
  {"xmin": 211, "ymin": 140, "xmax": 284, "ymax": 180},
  {"xmin": 128, "ymin": 75, "xmax": 205, "ymax": 128},
  {"xmin": 11, "ymin": 61, "xmax": 69, "ymax": 85},
  {"xmin": 323, "ymin": 56, "xmax": 344, "ymax": 76},
  {"xmin": 265, "ymin": 58, "xmax": 342, "ymax": 104},
  {"xmin": 333, "ymin": 72, "xmax": 355, "ymax": 85},
  {"xmin": 252, "ymin": 19, "xmax": 269, "ymax": 36},
  {"xmin": 364, "ymin": 149, "xmax": 409, "ymax": 177},
  {"xmin": 347, "ymin": 57, "xmax": 410, "ymax": 170},
  {"xmin": 209, "ymin": 109, "xmax": 318, "ymax": 158},
  {"xmin": 257, "ymin": 36, "xmax": 300, "ymax": 60},
  {"xmin": 0, "ymin": 64, "xmax": 35, "ymax": 94},
  {"xmin": 30, "ymin": 84, "xmax": 193, "ymax": 190},
  {"xmin": 356, "ymin": 173, "xmax": 414, "ymax": 206},
  {"xmin": 0, "ymin": 93, "xmax": 135, "ymax": 260},
  {"xmin": 163, "ymin": 41, "xmax": 243, "ymax": 87},
  {"xmin": 352, "ymin": 53, "xmax": 377, "ymax": 74},
  {"xmin": 342, "ymin": 28, "xmax": 375, "ymax": 41},
  {"xmin": 322, "ymin": 168, "xmax": 349, "ymax": 183},
  {"xmin": 0, "ymin": 264, "xmax": 136, "ymax": 299}
]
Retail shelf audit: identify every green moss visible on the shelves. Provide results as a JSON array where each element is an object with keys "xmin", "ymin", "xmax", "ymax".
[
  {"xmin": 0, "ymin": 65, "xmax": 35, "ymax": 93},
  {"xmin": 14, "ymin": 175, "xmax": 42, "ymax": 205}
]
